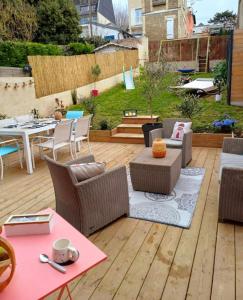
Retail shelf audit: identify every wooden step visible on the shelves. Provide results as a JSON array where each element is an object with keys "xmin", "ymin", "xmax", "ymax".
[
  {"xmin": 117, "ymin": 124, "xmax": 143, "ymax": 134},
  {"xmin": 111, "ymin": 133, "xmax": 144, "ymax": 144},
  {"xmin": 122, "ymin": 115, "xmax": 159, "ymax": 124}
]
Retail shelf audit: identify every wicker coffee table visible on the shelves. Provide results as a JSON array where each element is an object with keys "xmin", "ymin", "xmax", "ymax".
[{"xmin": 130, "ymin": 148, "xmax": 182, "ymax": 194}]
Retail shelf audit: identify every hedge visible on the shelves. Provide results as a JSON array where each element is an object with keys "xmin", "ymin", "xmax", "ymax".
[
  {"xmin": 0, "ymin": 41, "xmax": 95, "ymax": 68},
  {"xmin": 67, "ymin": 42, "xmax": 94, "ymax": 55}
]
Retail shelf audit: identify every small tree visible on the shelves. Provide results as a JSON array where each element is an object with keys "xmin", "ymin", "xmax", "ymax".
[
  {"xmin": 34, "ymin": 0, "xmax": 81, "ymax": 44},
  {"xmin": 176, "ymin": 94, "xmax": 202, "ymax": 119},
  {"xmin": 0, "ymin": 0, "xmax": 37, "ymax": 41},
  {"xmin": 91, "ymin": 64, "xmax": 101, "ymax": 89},
  {"xmin": 208, "ymin": 10, "xmax": 237, "ymax": 29},
  {"xmin": 140, "ymin": 63, "xmax": 167, "ymax": 118}
]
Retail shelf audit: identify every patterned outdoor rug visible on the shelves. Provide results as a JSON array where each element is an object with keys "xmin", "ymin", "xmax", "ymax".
[{"xmin": 128, "ymin": 168, "xmax": 205, "ymax": 229}]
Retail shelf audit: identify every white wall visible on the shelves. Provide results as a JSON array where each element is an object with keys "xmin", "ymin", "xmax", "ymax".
[{"xmin": 0, "ymin": 70, "xmax": 139, "ymax": 118}]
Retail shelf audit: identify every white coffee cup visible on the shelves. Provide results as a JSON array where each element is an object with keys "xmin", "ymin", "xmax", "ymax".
[{"xmin": 52, "ymin": 238, "xmax": 79, "ymax": 264}]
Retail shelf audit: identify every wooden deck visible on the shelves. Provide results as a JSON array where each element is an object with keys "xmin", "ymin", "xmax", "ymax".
[{"xmin": 1, "ymin": 143, "xmax": 242, "ymax": 300}]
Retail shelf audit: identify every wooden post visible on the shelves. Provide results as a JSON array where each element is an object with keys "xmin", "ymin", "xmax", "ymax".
[
  {"xmin": 195, "ymin": 38, "xmax": 199, "ymax": 71},
  {"xmin": 179, "ymin": 41, "xmax": 182, "ymax": 62},
  {"xmin": 157, "ymin": 40, "xmax": 163, "ymax": 63},
  {"xmin": 205, "ymin": 36, "xmax": 210, "ymax": 72}
]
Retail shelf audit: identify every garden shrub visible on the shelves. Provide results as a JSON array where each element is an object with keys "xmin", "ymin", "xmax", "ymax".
[
  {"xmin": 0, "ymin": 41, "xmax": 63, "ymax": 67},
  {"xmin": 0, "ymin": 41, "xmax": 95, "ymax": 67},
  {"xmin": 176, "ymin": 94, "xmax": 202, "ymax": 119},
  {"xmin": 67, "ymin": 43, "xmax": 94, "ymax": 55}
]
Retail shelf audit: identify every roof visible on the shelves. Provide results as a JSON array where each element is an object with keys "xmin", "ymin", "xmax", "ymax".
[
  {"xmin": 98, "ymin": 0, "xmax": 116, "ymax": 24},
  {"xmin": 116, "ymin": 38, "xmax": 141, "ymax": 48},
  {"xmin": 94, "ymin": 42, "xmax": 137, "ymax": 52}
]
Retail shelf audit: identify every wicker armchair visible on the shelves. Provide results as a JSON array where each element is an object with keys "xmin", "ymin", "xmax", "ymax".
[
  {"xmin": 45, "ymin": 155, "xmax": 129, "ymax": 236},
  {"xmin": 219, "ymin": 138, "xmax": 243, "ymax": 223},
  {"xmin": 149, "ymin": 118, "xmax": 192, "ymax": 167}
]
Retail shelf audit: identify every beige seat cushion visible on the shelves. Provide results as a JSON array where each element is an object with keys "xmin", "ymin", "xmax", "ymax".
[
  {"xmin": 70, "ymin": 162, "xmax": 105, "ymax": 182},
  {"xmin": 163, "ymin": 138, "xmax": 183, "ymax": 147},
  {"xmin": 219, "ymin": 152, "xmax": 243, "ymax": 179}
]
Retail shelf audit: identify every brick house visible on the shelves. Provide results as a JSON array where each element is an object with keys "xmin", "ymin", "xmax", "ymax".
[{"xmin": 128, "ymin": 0, "xmax": 193, "ymax": 40}]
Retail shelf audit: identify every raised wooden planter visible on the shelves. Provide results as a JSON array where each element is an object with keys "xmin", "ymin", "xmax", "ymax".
[
  {"xmin": 192, "ymin": 133, "xmax": 232, "ymax": 148},
  {"xmin": 89, "ymin": 130, "xmax": 112, "ymax": 142},
  {"xmin": 90, "ymin": 130, "xmax": 232, "ymax": 148}
]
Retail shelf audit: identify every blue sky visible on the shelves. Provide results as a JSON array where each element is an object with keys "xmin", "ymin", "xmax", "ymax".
[
  {"xmin": 112, "ymin": 0, "xmax": 239, "ymax": 25},
  {"xmin": 190, "ymin": 0, "xmax": 239, "ymax": 24}
]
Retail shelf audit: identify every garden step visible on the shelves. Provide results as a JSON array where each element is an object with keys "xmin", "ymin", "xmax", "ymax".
[
  {"xmin": 111, "ymin": 133, "xmax": 144, "ymax": 144},
  {"xmin": 117, "ymin": 124, "xmax": 143, "ymax": 134},
  {"xmin": 122, "ymin": 115, "xmax": 159, "ymax": 124}
]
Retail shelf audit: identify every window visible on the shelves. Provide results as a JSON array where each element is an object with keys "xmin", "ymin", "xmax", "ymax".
[
  {"xmin": 166, "ymin": 17, "xmax": 174, "ymax": 39},
  {"xmin": 80, "ymin": 5, "xmax": 89, "ymax": 14},
  {"xmin": 80, "ymin": 17, "xmax": 89, "ymax": 25},
  {"xmin": 132, "ymin": 8, "xmax": 142, "ymax": 26},
  {"xmin": 80, "ymin": 4, "xmax": 96, "ymax": 14}
]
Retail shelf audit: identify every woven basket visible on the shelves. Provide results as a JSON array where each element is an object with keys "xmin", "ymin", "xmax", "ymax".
[{"xmin": 0, "ymin": 227, "xmax": 16, "ymax": 292}]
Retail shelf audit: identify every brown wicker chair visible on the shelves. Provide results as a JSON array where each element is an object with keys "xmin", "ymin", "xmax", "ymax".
[
  {"xmin": 149, "ymin": 118, "xmax": 192, "ymax": 167},
  {"xmin": 45, "ymin": 155, "xmax": 129, "ymax": 236},
  {"xmin": 219, "ymin": 138, "xmax": 243, "ymax": 223}
]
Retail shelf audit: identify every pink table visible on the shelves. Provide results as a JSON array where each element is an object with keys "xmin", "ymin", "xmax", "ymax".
[{"xmin": 0, "ymin": 209, "xmax": 107, "ymax": 300}]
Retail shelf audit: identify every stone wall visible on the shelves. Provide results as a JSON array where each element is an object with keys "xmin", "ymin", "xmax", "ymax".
[
  {"xmin": 145, "ymin": 10, "xmax": 179, "ymax": 41},
  {"xmin": 168, "ymin": 0, "xmax": 178, "ymax": 9},
  {"xmin": 0, "ymin": 69, "xmax": 139, "ymax": 118},
  {"xmin": 0, "ymin": 67, "xmax": 28, "ymax": 77}
]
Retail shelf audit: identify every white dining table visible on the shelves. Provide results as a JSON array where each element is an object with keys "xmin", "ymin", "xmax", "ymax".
[{"xmin": 0, "ymin": 120, "xmax": 58, "ymax": 174}]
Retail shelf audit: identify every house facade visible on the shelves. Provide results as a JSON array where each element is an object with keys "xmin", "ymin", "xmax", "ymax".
[
  {"xmin": 128, "ymin": 0, "xmax": 194, "ymax": 40},
  {"xmin": 73, "ymin": 0, "xmax": 118, "ymax": 39}
]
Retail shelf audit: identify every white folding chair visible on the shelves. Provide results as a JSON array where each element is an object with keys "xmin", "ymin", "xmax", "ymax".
[
  {"xmin": 0, "ymin": 138, "xmax": 23, "ymax": 180},
  {"xmin": 71, "ymin": 115, "xmax": 92, "ymax": 158},
  {"xmin": 31, "ymin": 120, "xmax": 74, "ymax": 169}
]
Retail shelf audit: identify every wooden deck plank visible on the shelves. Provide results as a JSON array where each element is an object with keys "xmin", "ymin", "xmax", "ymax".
[
  {"xmin": 70, "ymin": 219, "xmax": 149, "ymax": 299},
  {"xmin": 235, "ymin": 226, "xmax": 243, "ymax": 300},
  {"xmin": 211, "ymin": 223, "xmax": 235, "ymax": 300},
  {"xmin": 186, "ymin": 150, "xmax": 220, "ymax": 300},
  {"xmin": 0, "ymin": 143, "xmax": 241, "ymax": 300},
  {"xmin": 137, "ymin": 226, "xmax": 182, "ymax": 300},
  {"xmin": 112, "ymin": 223, "xmax": 167, "ymax": 300},
  {"xmin": 161, "ymin": 148, "xmax": 217, "ymax": 300}
]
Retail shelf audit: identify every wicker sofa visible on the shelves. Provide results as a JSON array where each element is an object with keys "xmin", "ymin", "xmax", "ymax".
[
  {"xmin": 219, "ymin": 138, "xmax": 243, "ymax": 223},
  {"xmin": 149, "ymin": 118, "xmax": 192, "ymax": 168},
  {"xmin": 45, "ymin": 155, "xmax": 129, "ymax": 236}
]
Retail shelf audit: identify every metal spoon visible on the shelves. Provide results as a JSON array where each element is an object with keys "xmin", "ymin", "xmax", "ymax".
[{"xmin": 39, "ymin": 254, "xmax": 66, "ymax": 273}]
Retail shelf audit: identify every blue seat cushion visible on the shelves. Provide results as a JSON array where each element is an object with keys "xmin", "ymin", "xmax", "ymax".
[
  {"xmin": 66, "ymin": 111, "xmax": 84, "ymax": 119},
  {"xmin": 0, "ymin": 146, "xmax": 19, "ymax": 156}
]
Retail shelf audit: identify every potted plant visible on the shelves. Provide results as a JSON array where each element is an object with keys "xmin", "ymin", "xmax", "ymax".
[
  {"xmin": 213, "ymin": 61, "xmax": 227, "ymax": 102},
  {"xmin": 54, "ymin": 98, "xmax": 66, "ymax": 120},
  {"xmin": 214, "ymin": 78, "xmax": 223, "ymax": 102},
  {"xmin": 140, "ymin": 63, "xmax": 167, "ymax": 147},
  {"xmin": 91, "ymin": 64, "xmax": 101, "ymax": 97}
]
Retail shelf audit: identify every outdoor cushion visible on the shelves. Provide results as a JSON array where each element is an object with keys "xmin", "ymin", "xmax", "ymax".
[
  {"xmin": 163, "ymin": 138, "xmax": 183, "ymax": 147},
  {"xmin": 69, "ymin": 162, "xmax": 106, "ymax": 182},
  {"xmin": 174, "ymin": 121, "xmax": 192, "ymax": 131},
  {"xmin": 0, "ymin": 146, "xmax": 19, "ymax": 157},
  {"xmin": 66, "ymin": 111, "xmax": 84, "ymax": 119},
  {"xmin": 171, "ymin": 122, "xmax": 192, "ymax": 141},
  {"xmin": 219, "ymin": 152, "xmax": 243, "ymax": 179}
]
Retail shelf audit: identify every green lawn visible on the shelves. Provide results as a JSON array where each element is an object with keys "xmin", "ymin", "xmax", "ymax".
[{"xmin": 69, "ymin": 73, "xmax": 243, "ymax": 132}]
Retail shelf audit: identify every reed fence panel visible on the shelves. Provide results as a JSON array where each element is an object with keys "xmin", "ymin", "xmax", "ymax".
[{"xmin": 28, "ymin": 50, "xmax": 138, "ymax": 98}]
